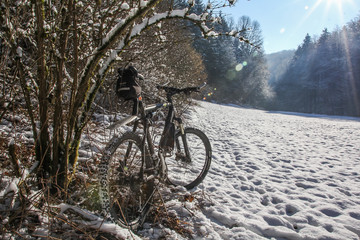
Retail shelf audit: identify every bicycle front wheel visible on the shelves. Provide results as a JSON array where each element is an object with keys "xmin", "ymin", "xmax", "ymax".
[
  {"xmin": 166, "ymin": 127, "xmax": 211, "ymax": 189},
  {"xmin": 99, "ymin": 131, "xmax": 154, "ymax": 230}
]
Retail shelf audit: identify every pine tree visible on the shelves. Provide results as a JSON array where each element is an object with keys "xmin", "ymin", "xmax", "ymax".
[{"xmin": 273, "ymin": 18, "xmax": 360, "ymax": 117}]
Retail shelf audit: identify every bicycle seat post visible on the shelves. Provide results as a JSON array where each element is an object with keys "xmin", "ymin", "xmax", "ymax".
[{"xmin": 132, "ymin": 98, "xmax": 144, "ymax": 116}]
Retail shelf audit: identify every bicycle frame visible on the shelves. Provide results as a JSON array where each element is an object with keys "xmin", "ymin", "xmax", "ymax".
[{"xmin": 108, "ymin": 96, "xmax": 190, "ymax": 179}]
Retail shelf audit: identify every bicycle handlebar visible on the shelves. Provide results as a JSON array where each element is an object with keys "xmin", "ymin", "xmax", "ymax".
[{"xmin": 156, "ymin": 82, "xmax": 206, "ymax": 96}]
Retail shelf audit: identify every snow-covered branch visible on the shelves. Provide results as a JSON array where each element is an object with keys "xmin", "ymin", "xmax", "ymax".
[{"xmin": 97, "ymin": 6, "xmax": 252, "ymax": 79}]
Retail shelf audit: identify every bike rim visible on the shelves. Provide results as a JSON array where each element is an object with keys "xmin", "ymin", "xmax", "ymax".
[{"xmin": 166, "ymin": 131, "xmax": 208, "ymax": 187}]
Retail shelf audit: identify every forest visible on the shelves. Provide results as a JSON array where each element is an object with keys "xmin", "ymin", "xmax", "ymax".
[
  {"xmin": 271, "ymin": 25, "xmax": 360, "ymax": 117},
  {"xmin": 194, "ymin": 12, "xmax": 360, "ymax": 117},
  {"xmin": 183, "ymin": 1, "xmax": 360, "ymax": 117}
]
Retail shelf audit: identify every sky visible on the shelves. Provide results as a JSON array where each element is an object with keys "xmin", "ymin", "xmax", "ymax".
[{"xmin": 223, "ymin": 0, "xmax": 360, "ymax": 54}]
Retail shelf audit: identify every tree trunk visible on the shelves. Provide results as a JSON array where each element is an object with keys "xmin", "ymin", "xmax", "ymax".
[
  {"xmin": 53, "ymin": 0, "xmax": 73, "ymax": 193},
  {"xmin": 35, "ymin": 0, "xmax": 52, "ymax": 183}
]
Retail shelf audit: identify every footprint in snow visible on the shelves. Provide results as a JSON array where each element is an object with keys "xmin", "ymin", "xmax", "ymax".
[
  {"xmin": 349, "ymin": 211, "xmax": 360, "ymax": 220},
  {"xmin": 262, "ymin": 215, "xmax": 293, "ymax": 229},
  {"xmin": 324, "ymin": 224, "xmax": 334, "ymax": 233},
  {"xmin": 285, "ymin": 204, "xmax": 300, "ymax": 216},
  {"xmin": 247, "ymin": 164, "xmax": 261, "ymax": 171},
  {"xmin": 337, "ymin": 188, "xmax": 352, "ymax": 196},
  {"xmin": 271, "ymin": 196, "xmax": 284, "ymax": 204},
  {"xmin": 255, "ymin": 187, "xmax": 266, "ymax": 194},
  {"xmin": 319, "ymin": 207, "xmax": 342, "ymax": 217},
  {"xmin": 252, "ymin": 179, "xmax": 263, "ymax": 186},
  {"xmin": 295, "ymin": 182, "xmax": 316, "ymax": 189}
]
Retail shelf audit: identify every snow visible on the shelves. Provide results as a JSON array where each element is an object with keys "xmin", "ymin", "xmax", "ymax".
[
  {"xmin": 148, "ymin": 13, "xmax": 168, "ymax": 26},
  {"xmin": 59, "ymin": 204, "xmax": 142, "ymax": 239},
  {"xmin": 165, "ymin": 101, "xmax": 360, "ymax": 240},
  {"xmin": 201, "ymin": 12, "xmax": 208, "ymax": 21},
  {"xmin": 121, "ymin": 2, "xmax": 130, "ymax": 10},
  {"xmin": 16, "ymin": 46, "xmax": 23, "ymax": 57},
  {"xmin": 1, "ymin": 100, "xmax": 359, "ymax": 239},
  {"xmin": 140, "ymin": 0, "xmax": 149, "ymax": 8},
  {"xmin": 0, "ymin": 178, "xmax": 19, "ymax": 198},
  {"xmin": 169, "ymin": 9, "xmax": 188, "ymax": 18},
  {"xmin": 187, "ymin": 13, "xmax": 201, "ymax": 21}
]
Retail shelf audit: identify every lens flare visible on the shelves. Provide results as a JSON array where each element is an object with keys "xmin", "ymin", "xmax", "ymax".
[
  {"xmin": 235, "ymin": 64, "xmax": 243, "ymax": 71},
  {"xmin": 236, "ymin": 61, "xmax": 248, "ymax": 72},
  {"xmin": 226, "ymin": 70, "xmax": 236, "ymax": 80}
]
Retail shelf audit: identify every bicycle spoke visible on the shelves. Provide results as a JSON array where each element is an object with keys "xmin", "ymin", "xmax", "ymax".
[{"xmin": 166, "ymin": 128, "xmax": 211, "ymax": 189}]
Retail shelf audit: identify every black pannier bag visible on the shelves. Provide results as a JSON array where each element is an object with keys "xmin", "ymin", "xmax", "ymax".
[{"xmin": 116, "ymin": 66, "xmax": 141, "ymax": 101}]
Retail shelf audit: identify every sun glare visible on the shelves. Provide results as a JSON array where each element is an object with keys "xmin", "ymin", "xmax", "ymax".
[
  {"xmin": 321, "ymin": 0, "xmax": 359, "ymax": 112},
  {"xmin": 314, "ymin": 0, "xmax": 356, "ymax": 18},
  {"xmin": 324, "ymin": 0, "xmax": 344, "ymax": 24},
  {"xmin": 298, "ymin": 0, "xmax": 356, "ymax": 30}
]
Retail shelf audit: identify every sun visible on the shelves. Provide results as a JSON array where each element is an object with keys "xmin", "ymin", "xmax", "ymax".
[
  {"xmin": 323, "ymin": 0, "xmax": 354, "ymax": 4},
  {"xmin": 326, "ymin": 0, "xmax": 343, "ymax": 4},
  {"xmin": 321, "ymin": 0, "xmax": 358, "ymax": 24},
  {"xmin": 302, "ymin": 0, "xmax": 357, "ymax": 26},
  {"xmin": 323, "ymin": 0, "xmax": 344, "ymax": 17},
  {"xmin": 324, "ymin": 0, "xmax": 344, "ymax": 10},
  {"xmin": 319, "ymin": 0, "xmax": 356, "ymax": 11}
]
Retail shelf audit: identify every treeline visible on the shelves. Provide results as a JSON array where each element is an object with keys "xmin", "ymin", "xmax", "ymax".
[
  {"xmin": 187, "ymin": 0, "xmax": 273, "ymax": 107},
  {"xmin": 271, "ymin": 18, "xmax": 360, "ymax": 117}
]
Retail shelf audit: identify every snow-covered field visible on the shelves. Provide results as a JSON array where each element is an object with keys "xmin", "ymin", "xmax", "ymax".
[
  {"xmin": 1, "ymin": 101, "xmax": 360, "ymax": 239},
  {"xmin": 154, "ymin": 101, "xmax": 360, "ymax": 240}
]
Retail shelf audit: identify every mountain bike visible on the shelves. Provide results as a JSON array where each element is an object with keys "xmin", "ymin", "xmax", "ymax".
[{"xmin": 98, "ymin": 84, "xmax": 212, "ymax": 229}]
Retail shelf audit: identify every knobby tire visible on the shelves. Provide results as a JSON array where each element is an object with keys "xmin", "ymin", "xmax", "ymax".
[{"xmin": 99, "ymin": 131, "xmax": 154, "ymax": 230}]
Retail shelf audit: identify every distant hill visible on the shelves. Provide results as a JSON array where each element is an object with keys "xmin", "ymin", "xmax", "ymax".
[{"xmin": 266, "ymin": 50, "xmax": 295, "ymax": 86}]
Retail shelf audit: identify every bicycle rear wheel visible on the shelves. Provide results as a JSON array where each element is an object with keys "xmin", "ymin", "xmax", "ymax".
[
  {"xmin": 99, "ymin": 131, "xmax": 154, "ymax": 229},
  {"xmin": 166, "ymin": 127, "xmax": 211, "ymax": 189}
]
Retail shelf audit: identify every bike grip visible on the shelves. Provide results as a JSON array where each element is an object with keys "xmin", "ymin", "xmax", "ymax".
[{"xmin": 138, "ymin": 74, "xmax": 144, "ymax": 80}]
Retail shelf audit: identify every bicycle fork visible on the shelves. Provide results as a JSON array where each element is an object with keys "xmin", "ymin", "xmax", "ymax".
[{"xmin": 176, "ymin": 118, "xmax": 192, "ymax": 163}]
